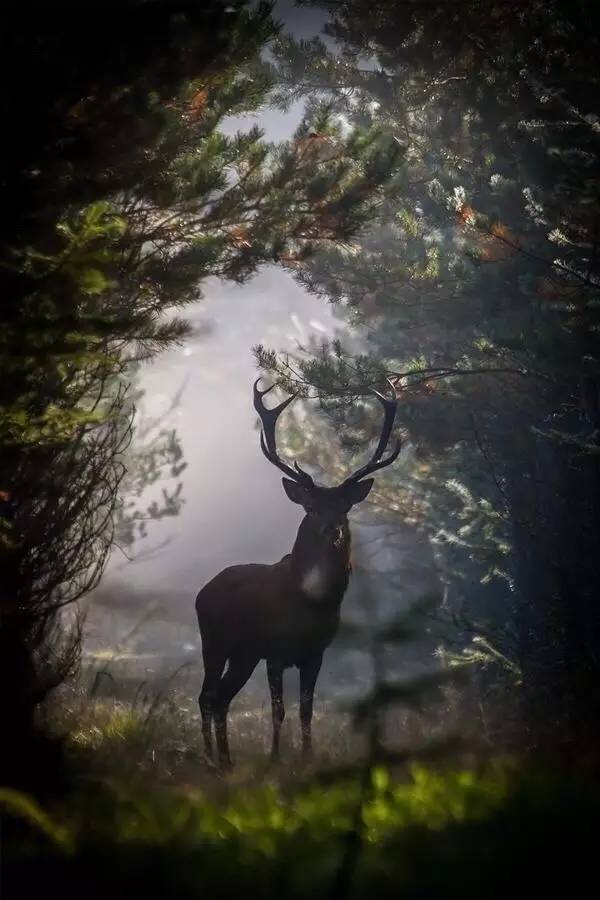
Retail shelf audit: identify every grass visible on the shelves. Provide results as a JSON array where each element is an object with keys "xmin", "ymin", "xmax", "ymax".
[
  {"xmin": 3, "ymin": 757, "xmax": 598, "ymax": 899},
  {"xmin": 0, "ymin": 589, "xmax": 573, "ymax": 900},
  {"xmin": 5, "ymin": 666, "xmax": 595, "ymax": 898},
  {"xmin": 45, "ymin": 666, "xmax": 366, "ymax": 788},
  {"xmin": 47, "ymin": 661, "xmax": 471, "ymax": 790}
]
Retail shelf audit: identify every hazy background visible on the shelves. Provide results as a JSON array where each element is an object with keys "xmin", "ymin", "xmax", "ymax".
[
  {"xmin": 106, "ymin": 269, "xmax": 358, "ymax": 598},
  {"xmin": 82, "ymin": 0, "xmax": 436, "ymax": 704},
  {"xmin": 100, "ymin": 0, "xmax": 340, "ymax": 602},
  {"xmin": 86, "ymin": 257, "xmax": 434, "ymax": 701}
]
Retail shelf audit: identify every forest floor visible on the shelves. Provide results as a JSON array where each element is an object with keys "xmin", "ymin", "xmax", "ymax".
[
  {"xmin": 4, "ymin": 663, "xmax": 598, "ymax": 899},
  {"xmin": 46, "ymin": 658, "xmax": 454, "ymax": 790}
]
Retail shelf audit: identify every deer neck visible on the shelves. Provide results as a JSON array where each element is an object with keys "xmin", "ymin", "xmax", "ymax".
[{"xmin": 291, "ymin": 515, "xmax": 352, "ymax": 603}]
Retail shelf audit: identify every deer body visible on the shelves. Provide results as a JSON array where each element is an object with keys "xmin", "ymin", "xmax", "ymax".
[
  {"xmin": 197, "ymin": 520, "xmax": 349, "ymax": 666},
  {"xmin": 196, "ymin": 379, "xmax": 400, "ymax": 770}
]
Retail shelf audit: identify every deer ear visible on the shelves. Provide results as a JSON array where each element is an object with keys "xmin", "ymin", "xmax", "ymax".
[
  {"xmin": 282, "ymin": 478, "xmax": 307, "ymax": 505},
  {"xmin": 345, "ymin": 478, "xmax": 374, "ymax": 506}
]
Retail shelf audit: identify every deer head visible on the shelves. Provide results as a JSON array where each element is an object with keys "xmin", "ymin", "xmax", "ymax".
[{"xmin": 253, "ymin": 377, "xmax": 401, "ymax": 538}]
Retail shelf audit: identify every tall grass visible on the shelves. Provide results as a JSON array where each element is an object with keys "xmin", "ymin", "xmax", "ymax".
[{"xmin": 46, "ymin": 665, "xmax": 366, "ymax": 788}]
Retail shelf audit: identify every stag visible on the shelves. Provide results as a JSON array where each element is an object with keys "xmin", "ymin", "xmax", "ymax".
[{"xmin": 195, "ymin": 377, "xmax": 401, "ymax": 769}]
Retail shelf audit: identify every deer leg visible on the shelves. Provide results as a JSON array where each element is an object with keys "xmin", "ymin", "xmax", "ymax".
[
  {"xmin": 299, "ymin": 654, "xmax": 323, "ymax": 762},
  {"xmin": 213, "ymin": 655, "xmax": 258, "ymax": 771},
  {"xmin": 267, "ymin": 660, "xmax": 285, "ymax": 763},
  {"xmin": 198, "ymin": 646, "xmax": 226, "ymax": 761}
]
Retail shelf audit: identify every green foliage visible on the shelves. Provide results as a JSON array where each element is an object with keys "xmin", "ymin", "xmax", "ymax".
[
  {"xmin": 3, "ymin": 764, "xmax": 599, "ymax": 898},
  {"xmin": 258, "ymin": 0, "xmax": 600, "ymax": 751},
  {"xmin": 1, "ymin": 1, "xmax": 406, "ymax": 767},
  {"xmin": 113, "ymin": 378, "xmax": 188, "ymax": 554}
]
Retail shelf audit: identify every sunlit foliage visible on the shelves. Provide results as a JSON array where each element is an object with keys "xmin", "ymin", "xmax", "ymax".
[
  {"xmin": 0, "ymin": 1, "xmax": 404, "ymax": 782},
  {"xmin": 3, "ymin": 763, "xmax": 598, "ymax": 899},
  {"xmin": 260, "ymin": 0, "xmax": 600, "ymax": 752}
]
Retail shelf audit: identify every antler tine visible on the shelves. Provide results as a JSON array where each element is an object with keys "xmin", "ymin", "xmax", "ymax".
[
  {"xmin": 369, "ymin": 377, "xmax": 400, "ymax": 461},
  {"xmin": 342, "ymin": 377, "xmax": 401, "ymax": 486},
  {"xmin": 294, "ymin": 461, "xmax": 312, "ymax": 481},
  {"xmin": 254, "ymin": 378, "xmax": 314, "ymax": 487},
  {"xmin": 259, "ymin": 430, "xmax": 300, "ymax": 480},
  {"xmin": 254, "ymin": 377, "xmax": 296, "ymax": 456}
]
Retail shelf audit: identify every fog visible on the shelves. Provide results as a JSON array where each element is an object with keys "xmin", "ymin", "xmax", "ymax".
[
  {"xmin": 88, "ymin": 266, "xmax": 435, "ymax": 693},
  {"xmin": 105, "ymin": 268, "xmax": 358, "ymax": 599},
  {"xmin": 99, "ymin": 0, "xmax": 340, "ymax": 607},
  {"xmin": 87, "ymin": 270, "xmax": 399, "ymax": 699},
  {"xmin": 83, "ymin": 0, "xmax": 437, "ymax": 700},
  {"xmin": 6, "ymin": 0, "xmax": 598, "ymax": 860}
]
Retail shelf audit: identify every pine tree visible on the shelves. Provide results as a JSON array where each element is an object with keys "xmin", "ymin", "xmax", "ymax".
[
  {"xmin": 260, "ymin": 0, "xmax": 600, "ymax": 752},
  {"xmin": 0, "ymin": 1, "xmax": 404, "ymax": 785}
]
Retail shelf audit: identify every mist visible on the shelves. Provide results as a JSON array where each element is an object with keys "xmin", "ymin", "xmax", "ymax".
[{"xmin": 5, "ymin": 6, "xmax": 600, "ymax": 886}]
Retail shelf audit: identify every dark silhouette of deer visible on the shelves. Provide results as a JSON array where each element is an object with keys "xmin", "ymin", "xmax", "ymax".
[{"xmin": 195, "ymin": 377, "xmax": 401, "ymax": 769}]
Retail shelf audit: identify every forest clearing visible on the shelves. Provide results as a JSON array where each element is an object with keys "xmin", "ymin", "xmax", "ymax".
[{"xmin": 2, "ymin": 0, "xmax": 600, "ymax": 895}]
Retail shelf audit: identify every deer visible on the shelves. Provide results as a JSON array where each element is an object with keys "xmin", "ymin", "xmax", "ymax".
[{"xmin": 195, "ymin": 377, "xmax": 401, "ymax": 770}]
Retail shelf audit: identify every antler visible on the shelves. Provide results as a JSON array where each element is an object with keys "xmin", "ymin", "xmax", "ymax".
[
  {"xmin": 341, "ymin": 378, "xmax": 401, "ymax": 486},
  {"xmin": 253, "ymin": 378, "xmax": 314, "ymax": 487}
]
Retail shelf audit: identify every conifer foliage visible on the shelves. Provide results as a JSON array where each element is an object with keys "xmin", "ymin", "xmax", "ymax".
[
  {"xmin": 0, "ymin": 0, "xmax": 403, "ymax": 781},
  {"xmin": 260, "ymin": 0, "xmax": 600, "ymax": 751}
]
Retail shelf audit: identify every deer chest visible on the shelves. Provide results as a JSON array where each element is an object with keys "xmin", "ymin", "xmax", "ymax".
[
  {"xmin": 300, "ymin": 562, "xmax": 331, "ymax": 601},
  {"xmin": 257, "ymin": 585, "xmax": 342, "ymax": 665}
]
